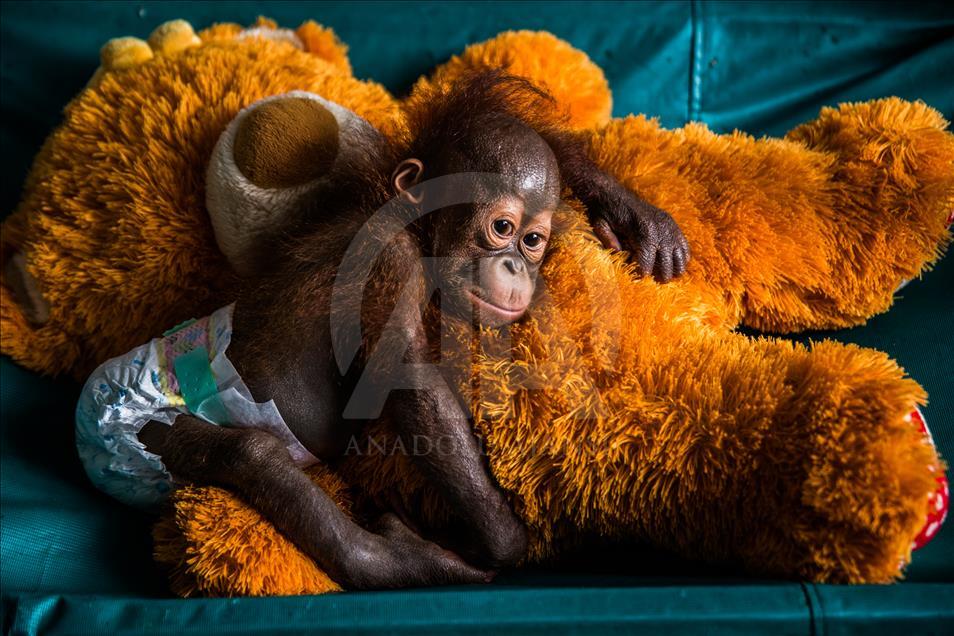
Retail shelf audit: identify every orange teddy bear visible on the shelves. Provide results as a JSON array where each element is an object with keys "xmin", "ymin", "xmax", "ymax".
[{"xmin": 1, "ymin": 18, "xmax": 950, "ymax": 596}]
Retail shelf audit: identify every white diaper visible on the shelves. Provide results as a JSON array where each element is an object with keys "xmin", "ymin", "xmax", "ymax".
[{"xmin": 75, "ymin": 303, "xmax": 317, "ymax": 510}]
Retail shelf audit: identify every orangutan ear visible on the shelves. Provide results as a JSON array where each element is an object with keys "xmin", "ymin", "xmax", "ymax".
[{"xmin": 392, "ymin": 158, "xmax": 424, "ymax": 204}]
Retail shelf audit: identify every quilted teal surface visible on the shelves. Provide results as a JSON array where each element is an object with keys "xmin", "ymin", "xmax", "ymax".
[{"xmin": 2, "ymin": 1, "xmax": 953, "ymax": 634}]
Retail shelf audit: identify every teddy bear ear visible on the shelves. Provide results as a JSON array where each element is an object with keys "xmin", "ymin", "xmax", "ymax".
[
  {"xmin": 206, "ymin": 92, "xmax": 386, "ymax": 276},
  {"xmin": 415, "ymin": 30, "xmax": 613, "ymax": 131}
]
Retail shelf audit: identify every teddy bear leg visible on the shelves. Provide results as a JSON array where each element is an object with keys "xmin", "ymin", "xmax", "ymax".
[
  {"xmin": 768, "ymin": 341, "xmax": 946, "ymax": 580},
  {"xmin": 454, "ymin": 243, "xmax": 942, "ymax": 581},
  {"xmin": 764, "ymin": 100, "xmax": 948, "ymax": 329},
  {"xmin": 499, "ymin": 328, "xmax": 943, "ymax": 582}
]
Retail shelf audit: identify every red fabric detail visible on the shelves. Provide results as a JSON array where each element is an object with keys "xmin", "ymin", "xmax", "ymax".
[{"xmin": 910, "ymin": 408, "xmax": 948, "ymax": 550}]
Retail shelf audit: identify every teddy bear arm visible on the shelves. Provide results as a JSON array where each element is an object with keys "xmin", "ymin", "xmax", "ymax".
[
  {"xmin": 588, "ymin": 104, "xmax": 953, "ymax": 333},
  {"xmin": 476, "ymin": 325, "xmax": 936, "ymax": 582},
  {"xmin": 736, "ymin": 99, "xmax": 953, "ymax": 332}
]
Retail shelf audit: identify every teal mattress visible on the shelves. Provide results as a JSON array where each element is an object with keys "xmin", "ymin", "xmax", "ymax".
[{"xmin": 2, "ymin": 2, "xmax": 953, "ymax": 634}]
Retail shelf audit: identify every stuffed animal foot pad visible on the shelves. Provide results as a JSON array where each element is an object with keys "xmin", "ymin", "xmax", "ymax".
[{"xmin": 206, "ymin": 92, "xmax": 387, "ymax": 275}]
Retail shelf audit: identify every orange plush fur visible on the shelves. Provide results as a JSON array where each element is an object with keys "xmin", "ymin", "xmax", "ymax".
[{"xmin": 1, "ymin": 19, "xmax": 951, "ymax": 596}]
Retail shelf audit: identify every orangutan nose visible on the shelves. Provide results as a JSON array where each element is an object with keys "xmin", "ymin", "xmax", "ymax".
[
  {"xmin": 501, "ymin": 256, "xmax": 525, "ymax": 275},
  {"xmin": 477, "ymin": 254, "xmax": 533, "ymax": 311}
]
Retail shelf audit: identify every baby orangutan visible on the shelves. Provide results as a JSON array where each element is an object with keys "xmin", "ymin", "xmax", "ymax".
[{"xmin": 76, "ymin": 72, "xmax": 689, "ymax": 590}]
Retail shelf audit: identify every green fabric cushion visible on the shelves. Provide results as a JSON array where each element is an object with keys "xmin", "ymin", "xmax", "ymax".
[
  {"xmin": 5, "ymin": 585, "xmax": 954, "ymax": 635},
  {"xmin": 1, "ymin": 1, "xmax": 953, "ymax": 634}
]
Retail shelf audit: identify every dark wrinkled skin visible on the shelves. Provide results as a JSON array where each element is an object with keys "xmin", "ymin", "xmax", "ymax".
[
  {"xmin": 589, "ymin": 190, "xmax": 690, "ymax": 281},
  {"xmin": 138, "ymin": 81, "xmax": 689, "ymax": 591}
]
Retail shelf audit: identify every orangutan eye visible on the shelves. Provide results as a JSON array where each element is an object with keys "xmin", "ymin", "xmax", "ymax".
[
  {"xmin": 523, "ymin": 232, "xmax": 545, "ymax": 248},
  {"xmin": 493, "ymin": 219, "xmax": 514, "ymax": 237}
]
